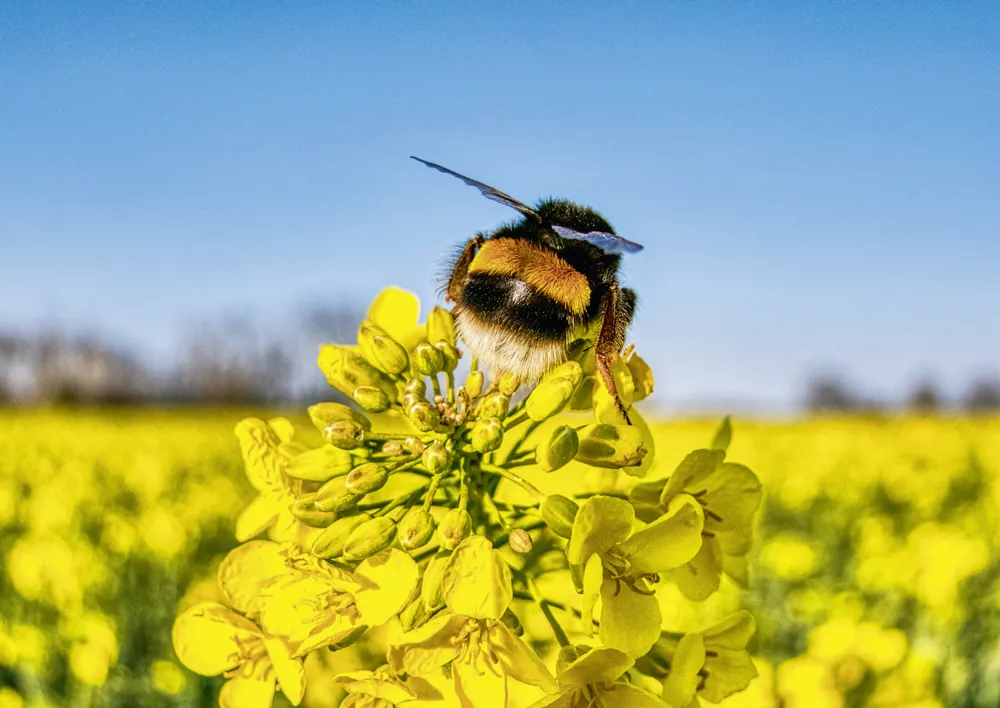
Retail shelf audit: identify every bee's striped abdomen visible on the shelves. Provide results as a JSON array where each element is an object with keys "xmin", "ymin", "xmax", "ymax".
[{"xmin": 467, "ymin": 238, "xmax": 591, "ymax": 316}]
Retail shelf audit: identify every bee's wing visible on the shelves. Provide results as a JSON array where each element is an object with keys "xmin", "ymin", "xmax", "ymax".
[
  {"xmin": 411, "ymin": 156, "xmax": 540, "ymax": 220},
  {"xmin": 551, "ymin": 224, "xmax": 644, "ymax": 254}
]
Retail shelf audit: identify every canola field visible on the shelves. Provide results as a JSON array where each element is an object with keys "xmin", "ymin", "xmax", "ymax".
[{"xmin": 1, "ymin": 409, "xmax": 999, "ymax": 708}]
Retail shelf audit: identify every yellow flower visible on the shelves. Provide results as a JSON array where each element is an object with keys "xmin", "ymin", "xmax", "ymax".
[
  {"xmin": 568, "ymin": 495, "xmax": 704, "ymax": 657},
  {"xmin": 335, "ymin": 668, "xmax": 453, "ymax": 708},
  {"xmin": 233, "ymin": 417, "xmax": 300, "ymax": 542},
  {"xmin": 219, "ymin": 540, "xmax": 418, "ymax": 657},
  {"xmin": 531, "ymin": 646, "xmax": 670, "ymax": 708},
  {"xmin": 660, "ymin": 611, "xmax": 758, "ymax": 708},
  {"xmin": 389, "ymin": 536, "xmax": 557, "ymax": 708},
  {"xmin": 631, "ymin": 449, "xmax": 762, "ymax": 600},
  {"xmin": 172, "ymin": 601, "xmax": 305, "ymax": 708}
]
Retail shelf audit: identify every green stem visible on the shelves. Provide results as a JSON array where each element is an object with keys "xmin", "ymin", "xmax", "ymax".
[
  {"xmin": 481, "ymin": 463, "xmax": 545, "ymax": 503},
  {"xmin": 479, "ymin": 488, "xmax": 513, "ymax": 532},
  {"xmin": 503, "ymin": 419, "xmax": 541, "ymax": 464},
  {"xmin": 526, "ymin": 576, "xmax": 570, "ymax": 646},
  {"xmin": 504, "ymin": 410, "xmax": 530, "ymax": 430},
  {"xmin": 375, "ymin": 482, "xmax": 429, "ymax": 517}
]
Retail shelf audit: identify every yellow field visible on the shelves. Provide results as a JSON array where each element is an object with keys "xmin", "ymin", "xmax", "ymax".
[{"xmin": 1, "ymin": 410, "xmax": 998, "ymax": 707}]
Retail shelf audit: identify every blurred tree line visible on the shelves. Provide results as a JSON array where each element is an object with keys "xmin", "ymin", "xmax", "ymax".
[
  {"xmin": 0, "ymin": 304, "xmax": 360, "ymax": 406},
  {"xmin": 0, "ymin": 313, "xmax": 997, "ymax": 412},
  {"xmin": 804, "ymin": 374, "xmax": 1000, "ymax": 414}
]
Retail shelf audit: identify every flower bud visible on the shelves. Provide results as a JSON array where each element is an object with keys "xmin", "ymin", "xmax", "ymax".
[
  {"xmin": 404, "ymin": 377, "xmax": 427, "ymax": 397},
  {"xmin": 352, "ymin": 385, "xmax": 391, "ymax": 413},
  {"xmin": 401, "ymin": 392, "xmax": 423, "ymax": 411},
  {"xmin": 323, "ymin": 419, "xmax": 366, "ymax": 450},
  {"xmin": 438, "ymin": 508, "xmax": 472, "ymax": 550},
  {"xmin": 291, "ymin": 493, "xmax": 339, "ymax": 528},
  {"xmin": 412, "ymin": 342, "xmax": 445, "ymax": 376},
  {"xmin": 575, "ymin": 423, "xmax": 648, "ymax": 469},
  {"xmin": 556, "ymin": 645, "xmax": 592, "ymax": 675},
  {"xmin": 311, "ymin": 513, "xmax": 371, "ymax": 558},
  {"xmin": 358, "ymin": 320, "xmax": 410, "ymax": 375},
  {"xmin": 343, "ymin": 516, "xmax": 398, "ymax": 561},
  {"xmin": 403, "ymin": 436, "xmax": 426, "ymax": 454},
  {"xmin": 545, "ymin": 361, "xmax": 584, "ymax": 387},
  {"xmin": 525, "ymin": 377, "xmax": 576, "ymax": 422},
  {"xmin": 477, "ymin": 392, "xmax": 510, "ymax": 420},
  {"xmin": 471, "ymin": 417, "xmax": 504, "ymax": 453},
  {"xmin": 381, "ymin": 440, "xmax": 404, "ymax": 456},
  {"xmin": 627, "ymin": 352, "xmax": 654, "ymax": 402},
  {"xmin": 308, "ymin": 402, "xmax": 371, "ymax": 433},
  {"xmin": 398, "ymin": 508, "xmax": 436, "ymax": 550},
  {"xmin": 497, "ymin": 372, "xmax": 520, "ymax": 397},
  {"xmin": 427, "ymin": 306, "xmax": 457, "ymax": 347},
  {"xmin": 406, "ymin": 401, "xmax": 440, "ymax": 432},
  {"xmin": 399, "ymin": 592, "xmax": 430, "ymax": 631},
  {"xmin": 421, "ymin": 552, "xmax": 451, "ymax": 611},
  {"xmin": 317, "ymin": 344, "xmax": 394, "ymax": 399},
  {"xmin": 535, "ymin": 425, "xmax": 579, "ymax": 472},
  {"xmin": 315, "ymin": 476, "xmax": 363, "ymax": 512},
  {"xmin": 541, "ymin": 494, "xmax": 579, "ymax": 539},
  {"xmin": 464, "ymin": 371, "xmax": 485, "ymax": 400},
  {"xmin": 345, "ymin": 462, "xmax": 389, "ymax": 495},
  {"xmin": 286, "ymin": 445, "xmax": 354, "ymax": 482},
  {"xmin": 421, "ymin": 443, "xmax": 451, "ymax": 475},
  {"xmin": 434, "ymin": 341, "xmax": 460, "ymax": 372},
  {"xmin": 327, "ymin": 625, "xmax": 368, "ymax": 652},
  {"xmin": 501, "ymin": 608, "xmax": 524, "ymax": 636},
  {"xmin": 508, "ymin": 528, "xmax": 533, "ymax": 554}
]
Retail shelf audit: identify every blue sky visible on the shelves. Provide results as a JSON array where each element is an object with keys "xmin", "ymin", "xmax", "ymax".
[{"xmin": 1, "ymin": 2, "xmax": 997, "ymax": 410}]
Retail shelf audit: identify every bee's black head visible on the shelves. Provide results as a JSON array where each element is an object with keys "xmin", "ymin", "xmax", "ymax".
[{"xmin": 534, "ymin": 198, "xmax": 617, "ymax": 236}]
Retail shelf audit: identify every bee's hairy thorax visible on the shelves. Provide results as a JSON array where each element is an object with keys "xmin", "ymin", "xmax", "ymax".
[{"xmin": 454, "ymin": 234, "xmax": 614, "ymax": 380}]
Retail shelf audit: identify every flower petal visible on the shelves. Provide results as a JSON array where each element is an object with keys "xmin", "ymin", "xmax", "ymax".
[
  {"xmin": 703, "ymin": 610, "xmax": 756, "ymax": 649},
  {"xmin": 234, "ymin": 418, "xmax": 286, "ymax": 491},
  {"xmin": 218, "ymin": 541, "xmax": 288, "ymax": 617},
  {"xmin": 660, "ymin": 633, "xmax": 705, "ymax": 708},
  {"xmin": 368, "ymin": 286, "xmax": 425, "ymax": 350},
  {"xmin": 617, "ymin": 495, "xmax": 705, "ymax": 573},
  {"xmin": 171, "ymin": 602, "xmax": 260, "ymax": 676},
  {"xmin": 526, "ymin": 688, "xmax": 578, "ymax": 708},
  {"xmin": 263, "ymin": 637, "xmax": 305, "ymax": 705},
  {"xmin": 388, "ymin": 612, "xmax": 467, "ymax": 676},
  {"xmin": 454, "ymin": 655, "xmax": 507, "ymax": 708},
  {"xmin": 669, "ymin": 536, "xmax": 722, "ymax": 602},
  {"xmin": 557, "ymin": 647, "xmax": 633, "ymax": 687},
  {"xmin": 443, "ymin": 536, "xmax": 512, "ymax": 620},
  {"xmin": 581, "ymin": 555, "xmax": 603, "ymax": 636},
  {"xmin": 220, "ymin": 674, "xmax": 276, "ymax": 708},
  {"xmin": 700, "ymin": 648, "xmax": 758, "ymax": 703},
  {"xmin": 235, "ymin": 494, "xmax": 282, "ymax": 542},
  {"xmin": 335, "ymin": 669, "xmax": 416, "ymax": 704},
  {"xmin": 599, "ymin": 683, "xmax": 672, "ymax": 708},
  {"xmin": 567, "ymin": 497, "xmax": 634, "ymax": 566},
  {"xmin": 354, "ymin": 549, "xmax": 420, "ymax": 626},
  {"xmin": 598, "ymin": 578, "xmax": 661, "ymax": 658},
  {"xmin": 700, "ymin": 463, "xmax": 763, "ymax": 533},
  {"xmin": 490, "ymin": 622, "xmax": 559, "ymax": 694},
  {"xmin": 659, "ymin": 449, "xmax": 726, "ymax": 507}
]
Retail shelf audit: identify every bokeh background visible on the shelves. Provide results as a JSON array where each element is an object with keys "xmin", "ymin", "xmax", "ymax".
[{"xmin": 1, "ymin": 2, "xmax": 998, "ymax": 707}]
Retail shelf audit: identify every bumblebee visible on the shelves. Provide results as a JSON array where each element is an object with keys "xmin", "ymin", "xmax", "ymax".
[{"xmin": 412, "ymin": 157, "xmax": 644, "ymax": 420}]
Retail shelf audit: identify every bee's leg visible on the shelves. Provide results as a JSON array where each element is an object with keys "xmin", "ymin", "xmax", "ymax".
[
  {"xmin": 446, "ymin": 233, "xmax": 485, "ymax": 304},
  {"xmin": 595, "ymin": 284, "xmax": 637, "ymax": 424}
]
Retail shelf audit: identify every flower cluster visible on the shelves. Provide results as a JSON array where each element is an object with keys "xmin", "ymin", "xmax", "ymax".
[{"xmin": 171, "ymin": 287, "xmax": 765, "ymax": 708}]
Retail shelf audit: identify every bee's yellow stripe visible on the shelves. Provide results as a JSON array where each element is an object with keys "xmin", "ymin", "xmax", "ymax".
[{"xmin": 469, "ymin": 238, "xmax": 591, "ymax": 315}]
